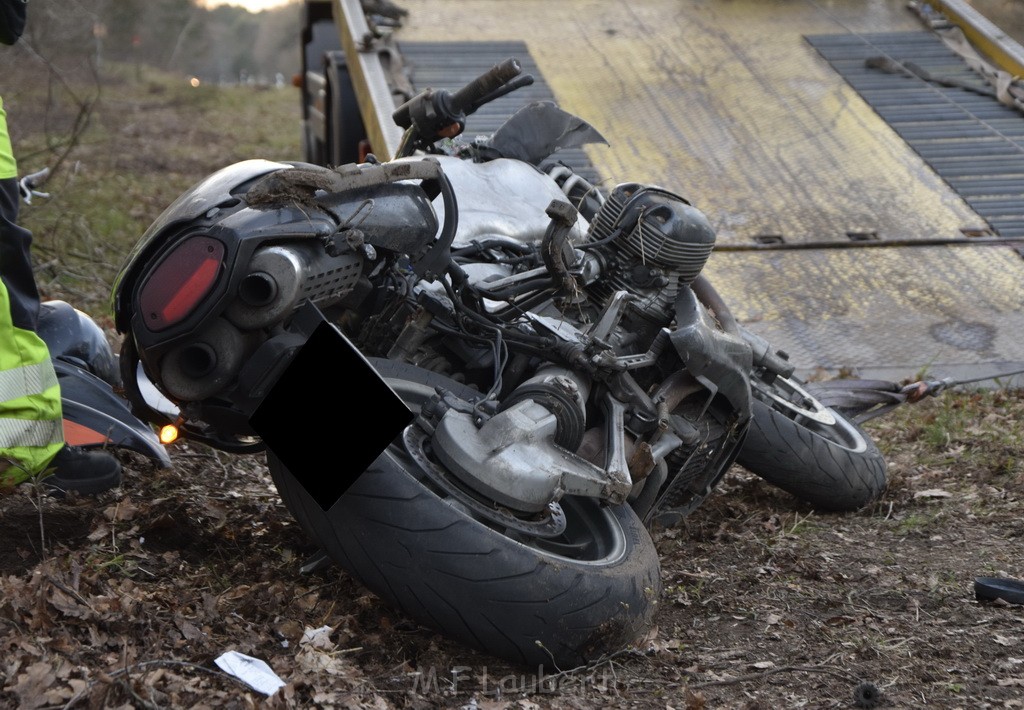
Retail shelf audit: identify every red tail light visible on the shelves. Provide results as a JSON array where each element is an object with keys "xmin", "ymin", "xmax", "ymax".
[{"xmin": 139, "ymin": 236, "xmax": 224, "ymax": 331}]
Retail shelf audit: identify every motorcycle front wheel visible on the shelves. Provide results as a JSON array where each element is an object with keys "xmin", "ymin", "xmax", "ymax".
[
  {"xmin": 735, "ymin": 374, "xmax": 887, "ymax": 512},
  {"xmin": 268, "ymin": 359, "xmax": 661, "ymax": 669}
]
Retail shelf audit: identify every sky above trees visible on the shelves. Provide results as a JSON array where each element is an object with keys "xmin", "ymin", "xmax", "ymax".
[{"xmin": 14, "ymin": 0, "xmax": 303, "ymax": 84}]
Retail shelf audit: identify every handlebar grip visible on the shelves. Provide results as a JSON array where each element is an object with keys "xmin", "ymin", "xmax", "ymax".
[{"xmin": 449, "ymin": 58, "xmax": 522, "ymax": 114}]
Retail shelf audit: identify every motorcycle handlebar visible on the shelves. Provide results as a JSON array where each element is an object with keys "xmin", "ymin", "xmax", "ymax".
[
  {"xmin": 449, "ymin": 58, "xmax": 522, "ymax": 115},
  {"xmin": 392, "ymin": 58, "xmax": 525, "ymax": 154}
]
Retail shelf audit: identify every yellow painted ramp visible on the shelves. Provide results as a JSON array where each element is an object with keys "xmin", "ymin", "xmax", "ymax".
[{"xmin": 397, "ymin": 0, "xmax": 1024, "ymax": 385}]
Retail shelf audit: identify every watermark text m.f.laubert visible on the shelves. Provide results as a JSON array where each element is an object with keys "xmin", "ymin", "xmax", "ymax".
[{"xmin": 410, "ymin": 664, "xmax": 619, "ymax": 696}]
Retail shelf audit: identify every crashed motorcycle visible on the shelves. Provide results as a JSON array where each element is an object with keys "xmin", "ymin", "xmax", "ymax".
[{"xmin": 109, "ymin": 58, "xmax": 886, "ymax": 668}]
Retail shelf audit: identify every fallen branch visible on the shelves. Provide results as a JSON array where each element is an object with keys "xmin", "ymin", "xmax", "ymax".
[
  {"xmin": 60, "ymin": 660, "xmax": 257, "ymax": 710},
  {"xmin": 691, "ymin": 663, "xmax": 857, "ymax": 688}
]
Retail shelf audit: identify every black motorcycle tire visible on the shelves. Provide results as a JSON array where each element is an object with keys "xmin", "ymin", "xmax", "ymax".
[
  {"xmin": 735, "ymin": 376, "xmax": 887, "ymax": 512},
  {"xmin": 268, "ymin": 358, "xmax": 661, "ymax": 669}
]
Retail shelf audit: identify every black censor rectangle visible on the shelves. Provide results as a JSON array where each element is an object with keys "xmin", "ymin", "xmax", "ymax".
[{"xmin": 250, "ymin": 321, "xmax": 413, "ymax": 511}]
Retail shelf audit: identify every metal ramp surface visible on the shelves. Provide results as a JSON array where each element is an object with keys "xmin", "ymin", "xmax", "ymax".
[
  {"xmin": 391, "ymin": 1, "xmax": 1024, "ymax": 387},
  {"xmin": 807, "ymin": 31, "xmax": 1024, "ymax": 238}
]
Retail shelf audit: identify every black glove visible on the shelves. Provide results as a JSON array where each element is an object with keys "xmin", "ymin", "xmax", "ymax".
[{"xmin": 0, "ymin": 0, "xmax": 27, "ymax": 46}]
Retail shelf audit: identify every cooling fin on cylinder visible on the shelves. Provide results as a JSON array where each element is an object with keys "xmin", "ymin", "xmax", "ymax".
[
  {"xmin": 591, "ymin": 183, "xmax": 716, "ymax": 283},
  {"xmin": 585, "ymin": 183, "xmax": 717, "ymax": 325}
]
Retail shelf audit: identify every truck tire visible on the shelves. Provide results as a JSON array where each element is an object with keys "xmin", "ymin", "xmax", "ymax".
[{"xmin": 324, "ymin": 51, "xmax": 366, "ymax": 166}]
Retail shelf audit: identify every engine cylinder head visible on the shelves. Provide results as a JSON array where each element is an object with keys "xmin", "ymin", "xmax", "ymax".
[
  {"xmin": 589, "ymin": 183, "xmax": 716, "ymax": 283},
  {"xmin": 584, "ymin": 183, "xmax": 717, "ymax": 325}
]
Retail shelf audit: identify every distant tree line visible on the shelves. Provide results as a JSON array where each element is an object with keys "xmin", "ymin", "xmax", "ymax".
[{"xmin": 11, "ymin": 0, "xmax": 303, "ymax": 84}]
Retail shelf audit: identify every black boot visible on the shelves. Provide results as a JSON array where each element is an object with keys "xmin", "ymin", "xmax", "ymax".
[{"xmin": 44, "ymin": 445, "xmax": 122, "ymax": 496}]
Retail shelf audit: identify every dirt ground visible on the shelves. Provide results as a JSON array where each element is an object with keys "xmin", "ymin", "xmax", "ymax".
[
  {"xmin": 4, "ymin": 59, "xmax": 1024, "ymax": 710},
  {"xmin": 3, "ymin": 390, "xmax": 1024, "ymax": 710}
]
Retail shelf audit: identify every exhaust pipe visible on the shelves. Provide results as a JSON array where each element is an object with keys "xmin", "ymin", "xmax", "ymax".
[
  {"xmin": 225, "ymin": 244, "xmax": 363, "ymax": 330},
  {"xmin": 160, "ymin": 317, "xmax": 250, "ymax": 401}
]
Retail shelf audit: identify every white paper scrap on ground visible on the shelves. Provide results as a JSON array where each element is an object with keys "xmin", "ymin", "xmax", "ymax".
[
  {"xmin": 214, "ymin": 650, "xmax": 286, "ymax": 696},
  {"xmin": 300, "ymin": 625, "xmax": 335, "ymax": 649}
]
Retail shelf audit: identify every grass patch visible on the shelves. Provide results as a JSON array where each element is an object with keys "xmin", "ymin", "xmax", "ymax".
[
  {"xmin": 894, "ymin": 511, "xmax": 938, "ymax": 535},
  {"xmin": 866, "ymin": 387, "xmax": 1024, "ymax": 487},
  {"xmin": 11, "ymin": 61, "xmax": 302, "ymax": 319}
]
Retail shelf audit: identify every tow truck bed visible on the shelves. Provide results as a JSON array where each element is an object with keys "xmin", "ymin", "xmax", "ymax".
[{"xmin": 305, "ymin": 0, "xmax": 1024, "ymax": 386}]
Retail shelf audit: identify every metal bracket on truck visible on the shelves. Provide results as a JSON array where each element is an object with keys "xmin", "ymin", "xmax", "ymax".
[{"xmin": 298, "ymin": 0, "xmax": 409, "ymax": 165}]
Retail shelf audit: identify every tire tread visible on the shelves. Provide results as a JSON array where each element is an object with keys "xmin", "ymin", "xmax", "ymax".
[
  {"xmin": 269, "ymin": 360, "xmax": 661, "ymax": 668},
  {"xmin": 737, "ymin": 398, "xmax": 887, "ymax": 511}
]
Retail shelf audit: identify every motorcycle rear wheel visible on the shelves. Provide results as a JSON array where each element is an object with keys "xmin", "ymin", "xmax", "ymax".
[
  {"xmin": 736, "ymin": 374, "xmax": 887, "ymax": 512},
  {"xmin": 268, "ymin": 358, "xmax": 661, "ymax": 669}
]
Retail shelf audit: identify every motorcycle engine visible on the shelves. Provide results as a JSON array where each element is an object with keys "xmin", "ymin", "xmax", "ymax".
[{"xmin": 583, "ymin": 183, "xmax": 716, "ymax": 330}]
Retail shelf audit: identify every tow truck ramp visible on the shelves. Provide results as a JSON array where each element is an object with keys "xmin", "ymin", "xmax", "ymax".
[{"xmin": 304, "ymin": 0, "xmax": 1024, "ymax": 387}]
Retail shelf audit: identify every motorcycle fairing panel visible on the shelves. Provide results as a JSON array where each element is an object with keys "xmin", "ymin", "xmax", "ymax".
[{"xmin": 56, "ymin": 359, "xmax": 171, "ymax": 467}]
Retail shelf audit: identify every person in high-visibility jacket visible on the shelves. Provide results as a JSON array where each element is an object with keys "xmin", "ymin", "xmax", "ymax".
[{"xmin": 2, "ymin": 0, "xmax": 121, "ymax": 495}]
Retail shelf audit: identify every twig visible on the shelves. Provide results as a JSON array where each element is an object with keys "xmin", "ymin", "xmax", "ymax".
[
  {"xmin": 17, "ymin": 36, "xmax": 100, "ymax": 176},
  {"xmin": 60, "ymin": 660, "xmax": 257, "ymax": 710},
  {"xmin": 23, "ymin": 477, "xmax": 49, "ymax": 560},
  {"xmin": 690, "ymin": 663, "xmax": 858, "ymax": 688},
  {"xmin": 45, "ymin": 575, "xmax": 98, "ymax": 615},
  {"xmin": 118, "ymin": 649, "xmax": 159, "ymax": 710},
  {"xmin": 116, "ymin": 676, "xmax": 158, "ymax": 710},
  {"xmin": 476, "ymin": 647, "xmax": 641, "ymax": 698},
  {"xmin": 788, "ymin": 510, "xmax": 814, "ymax": 535},
  {"xmin": 534, "ymin": 639, "xmax": 562, "ymax": 674},
  {"xmin": 37, "ymin": 487, "xmax": 47, "ymax": 558}
]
